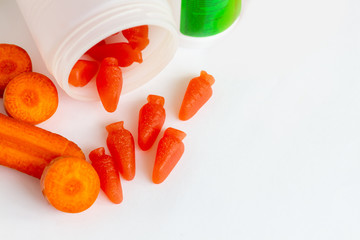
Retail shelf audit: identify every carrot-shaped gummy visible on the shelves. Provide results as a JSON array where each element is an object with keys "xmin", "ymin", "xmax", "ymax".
[
  {"xmin": 89, "ymin": 147, "xmax": 123, "ymax": 204},
  {"xmin": 122, "ymin": 25, "xmax": 150, "ymax": 50},
  {"xmin": 3, "ymin": 72, "xmax": 58, "ymax": 124},
  {"xmin": 0, "ymin": 44, "xmax": 32, "ymax": 96},
  {"xmin": 87, "ymin": 42, "xmax": 142, "ymax": 67},
  {"xmin": 0, "ymin": 113, "xmax": 85, "ymax": 178},
  {"xmin": 41, "ymin": 156, "xmax": 100, "ymax": 213},
  {"xmin": 106, "ymin": 121, "xmax": 135, "ymax": 181},
  {"xmin": 152, "ymin": 127, "xmax": 186, "ymax": 184},
  {"xmin": 179, "ymin": 71, "xmax": 215, "ymax": 121},
  {"xmin": 68, "ymin": 60, "xmax": 98, "ymax": 87},
  {"xmin": 138, "ymin": 95, "xmax": 166, "ymax": 151},
  {"xmin": 96, "ymin": 57, "xmax": 123, "ymax": 112}
]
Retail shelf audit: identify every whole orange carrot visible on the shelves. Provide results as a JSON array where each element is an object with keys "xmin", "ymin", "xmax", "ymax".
[
  {"xmin": 106, "ymin": 121, "xmax": 135, "ymax": 181},
  {"xmin": 179, "ymin": 71, "xmax": 215, "ymax": 121},
  {"xmin": 152, "ymin": 127, "xmax": 186, "ymax": 184},
  {"xmin": 89, "ymin": 147, "xmax": 123, "ymax": 204},
  {"xmin": 0, "ymin": 113, "xmax": 84, "ymax": 178}
]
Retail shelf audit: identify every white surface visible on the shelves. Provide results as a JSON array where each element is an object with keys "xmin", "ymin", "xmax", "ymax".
[{"xmin": 0, "ymin": 0, "xmax": 360, "ymax": 239}]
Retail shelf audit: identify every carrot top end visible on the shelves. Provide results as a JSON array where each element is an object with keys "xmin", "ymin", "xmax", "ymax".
[
  {"xmin": 147, "ymin": 94, "xmax": 165, "ymax": 106},
  {"xmin": 105, "ymin": 121, "xmax": 124, "ymax": 133},
  {"xmin": 200, "ymin": 70, "xmax": 215, "ymax": 85},
  {"xmin": 164, "ymin": 127, "xmax": 186, "ymax": 140}
]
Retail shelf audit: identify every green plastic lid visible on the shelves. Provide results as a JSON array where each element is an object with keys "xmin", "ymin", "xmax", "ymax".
[{"xmin": 180, "ymin": 0, "xmax": 241, "ymax": 37}]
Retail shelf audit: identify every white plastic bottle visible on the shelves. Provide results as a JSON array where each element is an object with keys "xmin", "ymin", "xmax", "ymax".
[{"xmin": 16, "ymin": 0, "xmax": 178, "ymax": 101}]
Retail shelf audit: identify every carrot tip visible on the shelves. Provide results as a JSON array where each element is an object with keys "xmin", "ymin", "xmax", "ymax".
[
  {"xmin": 178, "ymin": 114, "xmax": 190, "ymax": 121},
  {"xmin": 152, "ymin": 175, "xmax": 164, "ymax": 184},
  {"xmin": 68, "ymin": 60, "xmax": 98, "ymax": 87},
  {"xmin": 135, "ymin": 52, "xmax": 143, "ymax": 63}
]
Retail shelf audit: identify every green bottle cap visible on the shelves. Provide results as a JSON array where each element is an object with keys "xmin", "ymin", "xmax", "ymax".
[{"xmin": 180, "ymin": 0, "xmax": 241, "ymax": 37}]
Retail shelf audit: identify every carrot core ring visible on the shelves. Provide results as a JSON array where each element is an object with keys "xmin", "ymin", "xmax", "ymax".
[
  {"xmin": 40, "ymin": 157, "xmax": 100, "ymax": 213},
  {"xmin": 0, "ymin": 44, "xmax": 32, "ymax": 96},
  {"xmin": 3, "ymin": 72, "xmax": 58, "ymax": 124}
]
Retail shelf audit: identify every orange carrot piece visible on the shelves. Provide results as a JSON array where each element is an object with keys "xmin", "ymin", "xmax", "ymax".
[
  {"xmin": 68, "ymin": 60, "xmax": 98, "ymax": 87},
  {"xmin": 152, "ymin": 127, "xmax": 186, "ymax": 184},
  {"xmin": 87, "ymin": 42, "xmax": 142, "ymax": 67},
  {"xmin": 3, "ymin": 72, "xmax": 58, "ymax": 124},
  {"xmin": 0, "ymin": 44, "xmax": 32, "ymax": 96},
  {"xmin": 122, "ymin": 25, "xmax": 149, "ymax": 50},
  {"xmin": 40, "ymin": 156, "xmax": 100, "ymax": 213},
  {"xmin": 89, "ymin": 147, "xmax": 123, "ymax": 204},
  {"xmin": 0, "ymin": 136, "xmax": 57, "ymax": 178},
  {"xmin": 96, "ymin": 57, "xmax": 123, "ymax": 112},
  {"xmin": 179, "ymin": 71, "xmax": 215, "ymax": 121},
  {"xmin": 138, "ymin": 95, "xmax": 166, "ymax": 151},
  {"xmin": 106, "ymin": 121, "xmax": 135, "ymax": 181},
  {"xmin": 0, "ymin": 113, "xmax": 84, "ymax": 178}
]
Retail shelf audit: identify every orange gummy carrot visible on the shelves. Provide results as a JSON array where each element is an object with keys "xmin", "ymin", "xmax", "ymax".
[
  {"xmin": 89, "ymin": 147, "xmax": 123, "ymax": 204},
  {"xmin": 96, "ymin": 57, "xmax": 123, "ymax": 112},
  {"xmin": 122, "ymin": 25, "xmax": 149, "ymax": 50},
  {"xmin": 138, "ymin": 95, "xmax": 166, "ymax": 151},
  {"xmin": 152, "ymin": 127, "xmax": 186, "ymax": 184},
  {"xmin": 179, "ymin": 71, "xmax": 215, "ymax": 121},
  {"xmin": 87, "ymin": 42, "xmax": 143, "ymax": 67},
  {"xmin": 68, "ymin": 60, "xmax": 98, "ymax": 87},
  {"xmin": 3, "ymin": 72, "xmax": 58, "ymax": 124},
  {"xmin": 106, "ymin": 121, "xmax": 135, "ymax": 181},
  {"xmin": 0, "ymin": 113, "xmax": 85, "ymax": 178},
  {"xmin": 41, "ymin": 156, "xmax": 100, "ymax": 213},
  {"xmin": 0, "ymin": 44, "xmax": 32, "ymax": 96}
]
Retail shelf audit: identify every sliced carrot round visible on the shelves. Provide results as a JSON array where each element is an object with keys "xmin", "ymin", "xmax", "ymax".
[
  {"xmin": 40, "ymin": 156, "xmax": 100, "ymax": 213},
  {"xmin": 0, "ymin": 44, "xmax": 32, "ymax": 96},
  {"xmin": 3, "ymin": 72, "xmax": 58, "ymax": 124}
]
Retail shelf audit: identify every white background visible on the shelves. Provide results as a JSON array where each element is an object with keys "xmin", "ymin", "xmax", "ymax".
[{"xmin": 1, "ymin": 0, "xmax": 360, "ymax": 239}]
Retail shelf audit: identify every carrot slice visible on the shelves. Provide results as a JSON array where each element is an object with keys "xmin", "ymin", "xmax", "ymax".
[
  {"xmin": 0, "ymin": 44, "xmax": 32, "ymax": 96},
  {"xmin": 68, "ymin": 60, "xmax": 98, "ymax": 87},
  {"xmin": 122, "ymin": 25, "xmax": 149, "ymax": 50},
  {"xmin": 138, "ymin": 95, "xmax": 166, "ymax": 151},
  {"xmin": 3, "ymin": 72, "xmax": 58, "ymax": 124},
  {"xmin": 89, "ymin": 147, "xmax": 123, "ymax": 204},
  {"xmin": 40, "ymin": 156, "xmax": 100, "ymax": 213},
  {"xmin": 179, "ymin": 71, "xmax": 215, "ymax": 121},
  {"xmin": 106, "ymin": 121, "xmax": 135, "ymax": 181},
  {"xmin": 152, "ymin": 128, "xmax": 186, "ymax": 184},
  {"xmin": 96, "ymin": 57, "xmax": 123, "ymax": 112}
]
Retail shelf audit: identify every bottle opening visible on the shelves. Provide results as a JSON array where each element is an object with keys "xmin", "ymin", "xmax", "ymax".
[{"xmin": 66, "ymin": 24, "xmax": 177, "ymax": 101}]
